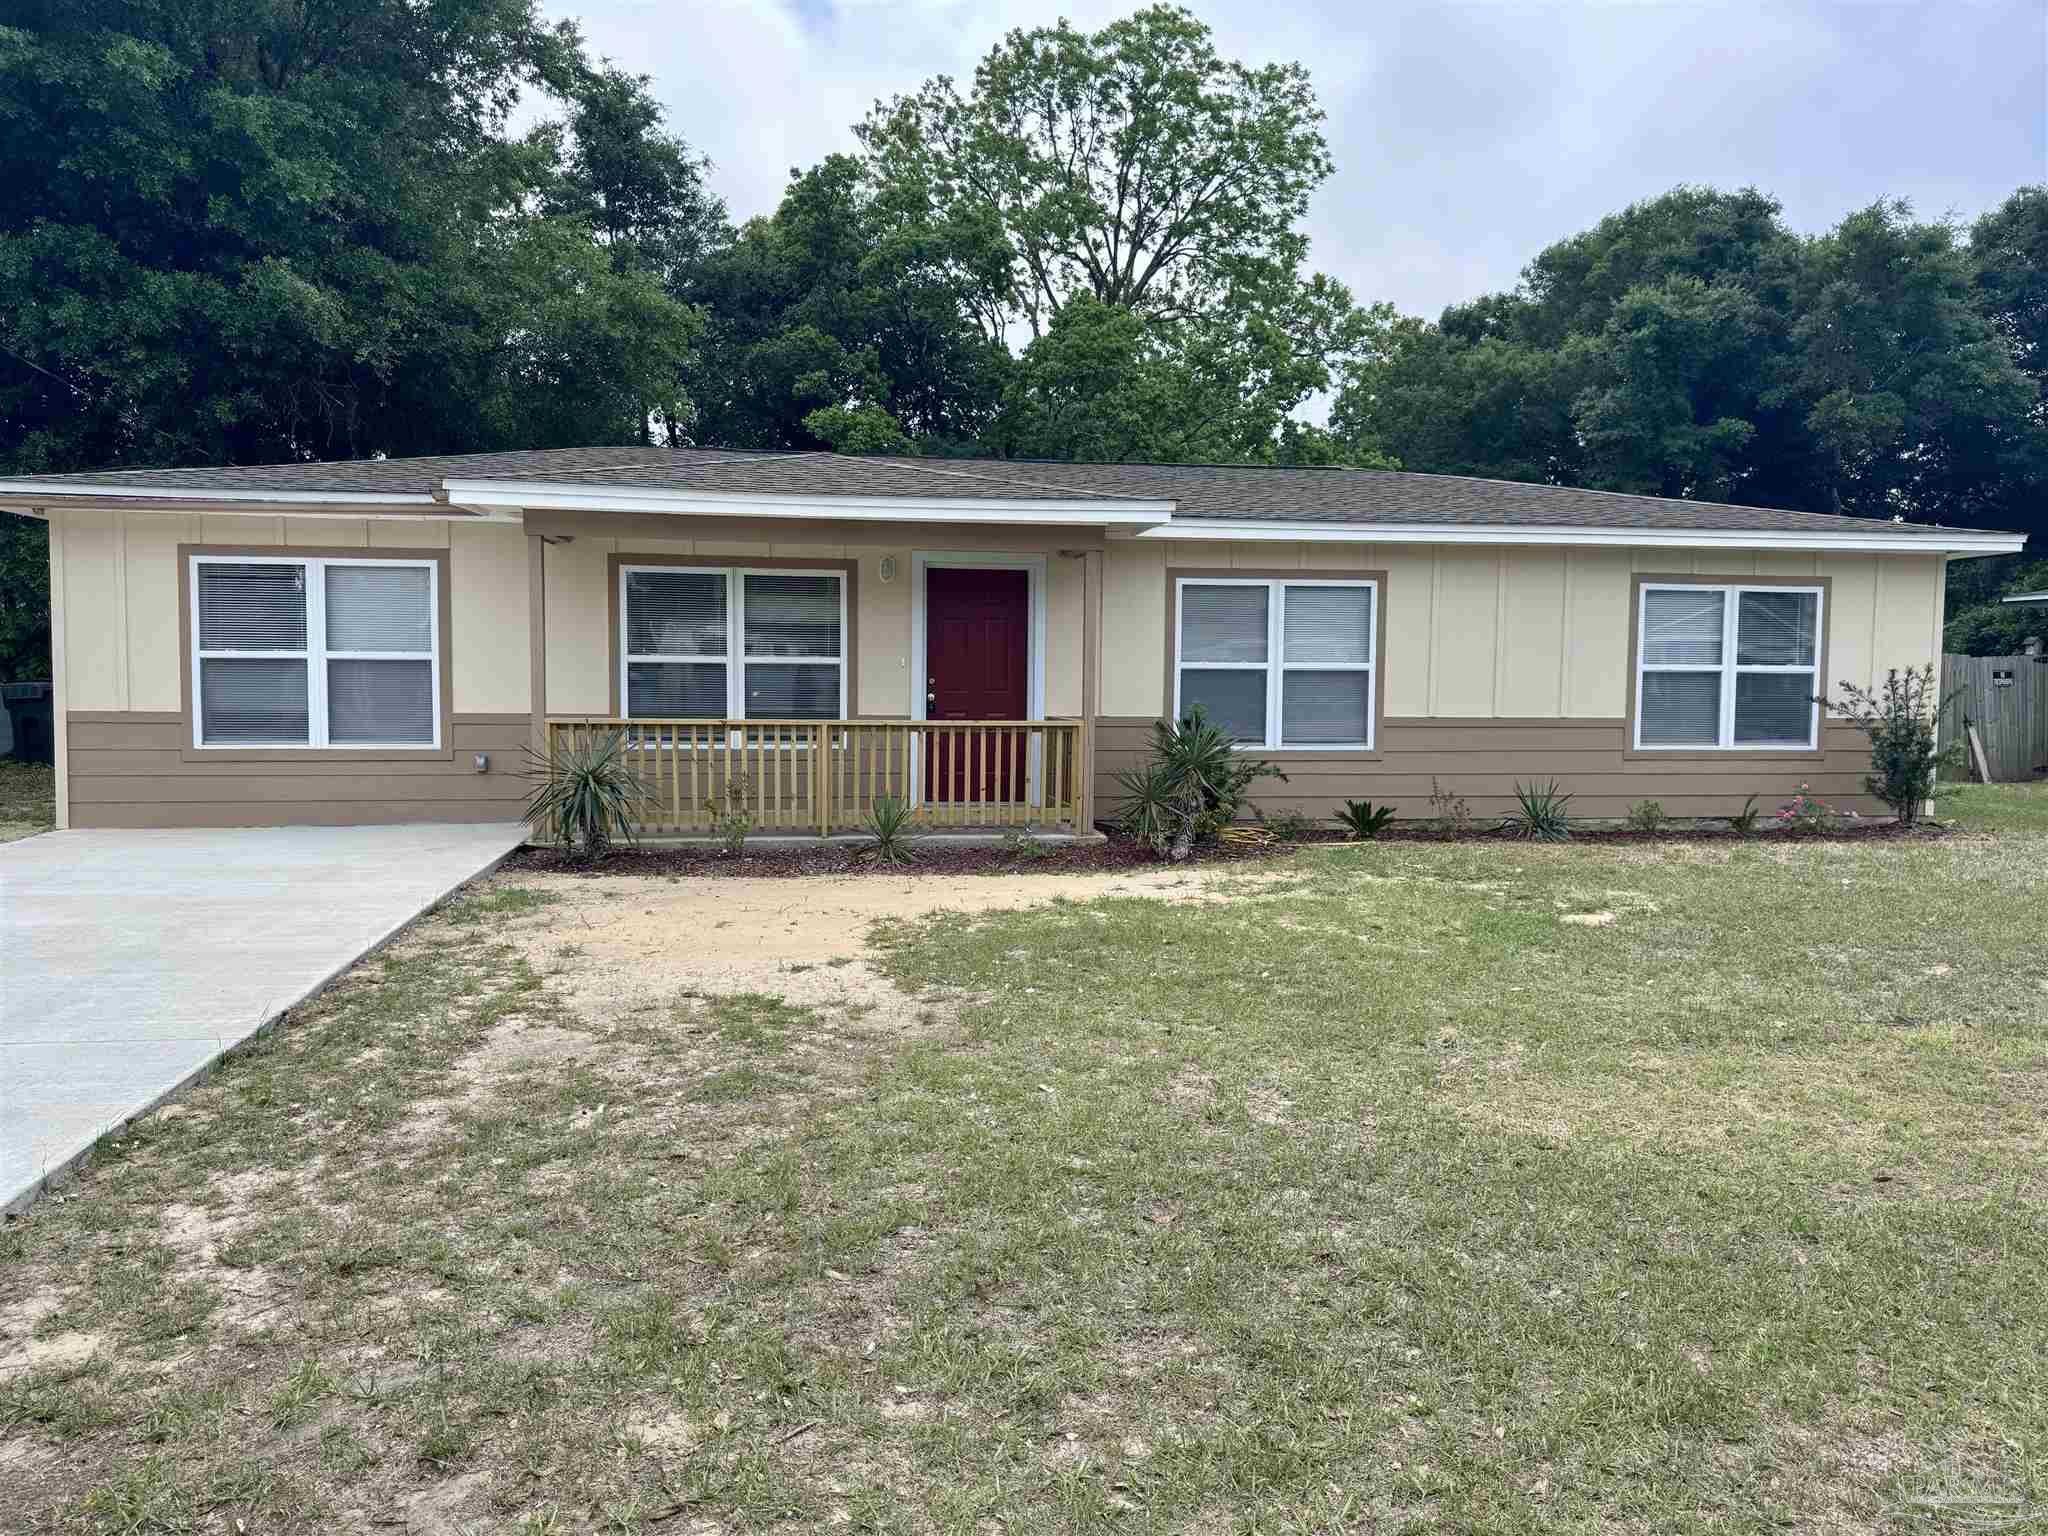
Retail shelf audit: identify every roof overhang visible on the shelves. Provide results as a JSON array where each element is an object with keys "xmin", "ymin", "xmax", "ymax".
[
  {"xmin": 2002, "ymin": 590, "xmax": 2048, "ymax": 605},
  {"xmin": 0, "ymin": 481, "xmax": 497, "ymax": 521},
  {"xmin": 1134, "ymin": 519, "xmax": 2026, "ymax": 557},
  {"xmin": 434, "ymin": 477, "xmax": 1174, "ymax": 528}
]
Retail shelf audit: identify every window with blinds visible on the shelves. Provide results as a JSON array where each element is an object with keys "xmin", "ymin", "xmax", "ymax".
[
  {"xmin": 1635, "ymin": 582, "xmax": 1822, "ymax": 749},
  {"xmin": 621, "ymin": 567, "xmax": 846, "ymax": 720},
  {"xmin": 191, "ymin": 557, "xmax": 439, "ymax": 749},
  {"xmin": 1175, "ymin": 579, "xmax": 1376, "ymax": 749}
]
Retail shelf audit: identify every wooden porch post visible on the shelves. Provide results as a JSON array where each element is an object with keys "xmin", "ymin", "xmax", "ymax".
[
  {"xmin": 527, "ymin": 531, "xmax": 548, "ymax": 765},
  {"xmin": 1078, "ymin": 548, "xmax": 1102, "ymax": 835}
]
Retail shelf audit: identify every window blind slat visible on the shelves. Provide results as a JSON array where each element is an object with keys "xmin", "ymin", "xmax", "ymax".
[
  {"xmin": 1179, "ymin": 668, "xmax": 1266, "ymax": 742},
  {"xmin": 1642, "ymin": 589, "xmax": 1724, "ymax": 666},
  {"xmin": 1282, "ymin": 671, "xmax": 1371, "ymax": 743},
  {"xmin": 1181, "ymin": 586, "xmax": 1268, "ymax": 663},
  {"xmin": 1282, "ymin": 586, "xmax": 1372, "ymax": 664},
  {"xmin": 744, "ymin": 662, "xmax": 839, "ymax": 718},
  {"xmin": 627, "ymin": 661, "xmax": 727, "ymax": 716},
  {"xmin": 198, "ymin": 563, "xmax": 306, "ymax": 651},
  {"xmin": 743, "ymin": 574, "xmax": 840, "ymax": 657},
  {"xmin": 1736, "ymin": 591, "xmax": 1818, "ymax": 667},
  {"xmin": 328, "ymin": 659, "xmax": 434, "ymax": 744},
  {"xmin": 326, "ymin": 565, "xmax": 431, "ymax": 653},
  {"xmin": 1734, "ymin": 673, "xmax": 1816, "ymax": 744},
  {"xmin": 1639, "ymin": 672, "xmax": 1721, "ymax": 745},
  {"xmin": 627, "ymin": 571, "xmax": 727, "ymax": 657},
  {"xmin": 200, "ymin": 657, "xmax": 309, "ymax": 744}
]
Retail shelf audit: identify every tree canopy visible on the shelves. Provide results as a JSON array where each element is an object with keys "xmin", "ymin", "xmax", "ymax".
[{"xmin": 1332, "ymin": 187, "xmax": 2048, "ymax": 553}]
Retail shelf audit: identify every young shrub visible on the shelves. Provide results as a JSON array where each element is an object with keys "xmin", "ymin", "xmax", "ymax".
[
  {"xmin": 705, "ymin": 771, "xmax": 755, "ymax": 857},
  {"xmin": 524, "ymin": 730, "xmax": 651, "ymax": 860},
  {"xmin": 863, "ymin": 795, "xmax": 917, "ymax": 865},
  {"xmin": 1113, "ymin": 706, "xmax": 1286, "ymax": 861},
  {"xmin": 1335, "ymin": 799, "xmax": 1396, "ymax": 840},
  {"xmin": 1427, "ymin": 776, "xmax": 1473, "ymax": 835},
  {"xmin": 1507, "ymin": 779, "xmax": 1573, "ymax": 841},
  {"xmin": 1824, "ymin": 665, "xmax": 1957, "ymax": 826},
  {"xmin": 1625, "ymin": 798, "xmax": 1666, "ymax": 832},
  {"xmin": 1260, "ymin": 808, "xmax": 1317, "ymax": 843},
  {"xmin": 998, "ymin": 829, "xmax": 1054, "ymax": 861},
  {"xmin": 1729, "ymin": 794, "xmax": 1761, "ymax": 834}
]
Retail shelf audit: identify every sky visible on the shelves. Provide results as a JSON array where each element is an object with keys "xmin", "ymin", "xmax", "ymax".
[{"xmin": 536, "ymin": 0, "xmax": 2047, "ymax": 321}]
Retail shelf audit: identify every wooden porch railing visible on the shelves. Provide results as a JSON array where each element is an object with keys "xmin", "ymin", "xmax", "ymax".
[{"xmin": 541, "ymin": 718, "xmax": 1088, "ymax": 837}]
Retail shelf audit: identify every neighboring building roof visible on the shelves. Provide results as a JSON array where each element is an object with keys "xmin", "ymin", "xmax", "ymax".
[
  {"xmin": 2003, "ymin": 590, "xmax": 2048, "ymax": 605},
  {"xmin": 0, "ymin": 445, "xmax": 2023, "ymax": 546}
]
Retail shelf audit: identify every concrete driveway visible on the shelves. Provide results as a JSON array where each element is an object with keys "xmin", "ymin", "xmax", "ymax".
[{"xmin": 0, "ymin": 822, "xmax": 527, "ymax": 1214}]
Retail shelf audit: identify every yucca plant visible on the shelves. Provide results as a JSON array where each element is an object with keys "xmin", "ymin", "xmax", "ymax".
[
  {"xmin": 863, "ymin": 794, "xmax": 917, "ymax": 865},
  {"xmin": 525, "ymin": 731, "xmax": 652, "ymax": 860},
  {"xmin": 1113, "ymin": 706, "xmax": 1287, "ymax": 861},
  {"xmin": 1507, "ymin": 779, "xmax": 1573, "ymax": 841},
  {"xmin": 1335, "ymin": 799, "xmax": 1396, "ymax": 840}
]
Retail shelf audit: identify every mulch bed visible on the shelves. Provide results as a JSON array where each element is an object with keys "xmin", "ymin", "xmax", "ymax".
[{"xmin": 504, "ymin": 818, "xmax": 1950, "ymax": 880}]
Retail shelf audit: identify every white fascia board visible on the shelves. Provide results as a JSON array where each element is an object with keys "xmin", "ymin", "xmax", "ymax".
[
  {"xmin": 438, "ymin": 477, "xmax": 1175, "ymax": 526},
  {"xmin": 1135, "ymin": 519, "xmax": 2025, "ymax": 556},
  {"xmin": 0, "ymin": 481, "xmax": 439, "ymax": 509}
]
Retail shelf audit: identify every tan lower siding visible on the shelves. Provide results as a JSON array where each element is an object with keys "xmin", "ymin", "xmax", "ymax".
[
  {"xmin": 1091, "ymin": 717, "xmax": 1881, "ymax": 822},
  {"xmin": 66, "ymin": 714, "xmax": 532, "ymax": 829}
]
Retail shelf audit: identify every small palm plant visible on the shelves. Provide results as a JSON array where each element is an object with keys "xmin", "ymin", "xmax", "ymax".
[
  {"xmin": 863, "ymin": 794, "xmax": 918, "ymax": 865},
  {"xmin": 1507, "ymin": 779, "xmax": 1573, "ymax": 841},
  {"xmin": 1334, "ymin": 799, "xmax": 1396, "ymax": 840},
  {"xmin": 525, "ymin": 730, "xmax": 652, "ymax": 860}
]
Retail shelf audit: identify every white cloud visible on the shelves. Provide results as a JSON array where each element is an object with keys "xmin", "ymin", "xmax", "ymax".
[{"xmin": 538, "ymin": 0, "xmax": 2047, "ymax": 317}]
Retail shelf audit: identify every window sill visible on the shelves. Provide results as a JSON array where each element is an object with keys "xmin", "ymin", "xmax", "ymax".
[{"xmin": 179, "ymin": 742, "xmax": 454, "ymax": 764}]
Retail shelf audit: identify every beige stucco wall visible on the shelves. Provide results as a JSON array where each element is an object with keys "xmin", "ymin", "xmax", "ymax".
[
  {"xmin": 54, "ymin": 508, "xmax": 532, "ymax": 717},
  {"xmin": 1101, "ymin": 538, "xmax": 1947, "ymax": 720}
]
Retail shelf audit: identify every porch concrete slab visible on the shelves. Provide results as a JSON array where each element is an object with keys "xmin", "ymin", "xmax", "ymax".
[{"xmin": 0, "ymin": 822, "xmax": 527, "ymax": 1214}]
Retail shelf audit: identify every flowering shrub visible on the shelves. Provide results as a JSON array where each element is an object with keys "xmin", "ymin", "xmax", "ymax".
[{"xmin": 1775, "ymin": 781, "xmax": 1856, "ymax": 833}]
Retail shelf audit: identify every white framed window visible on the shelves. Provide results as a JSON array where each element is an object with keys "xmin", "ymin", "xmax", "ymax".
[
  {"xmin": 190, "ymin": 556, "xmax": 440, "ymax": 750},
  {"xmin": 621, "ymin": 566, "xmax": 846, "ymax": 720},
  {"xmin": 1634, "ymin": 582, "xmax": 1823, "ymax": 750},
  {"xmin": 1174, "ymin": 578, "xmax": 1377, "ymax": 750}
]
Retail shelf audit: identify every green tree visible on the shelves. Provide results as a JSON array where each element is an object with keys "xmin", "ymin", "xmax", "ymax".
[
  {"xmin": 0, "ymin": 515, "xmax": 48, "ymax": 683},
  {"xmin": 0, "ymin": 0, "xmax": 703, "ymax": 472},
  {"xmin": 687, "ymin": 155, "xmax": 1007, "ymax": 451}
]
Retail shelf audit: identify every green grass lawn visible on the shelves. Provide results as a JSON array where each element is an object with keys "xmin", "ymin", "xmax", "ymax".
[
  {"xmin": 3, "ymin": 794, "xmax": 2044, "ymax": 1533},
  {"xmin": 0, "ymin": 758, "xmax": 54, "ymax": 841}
]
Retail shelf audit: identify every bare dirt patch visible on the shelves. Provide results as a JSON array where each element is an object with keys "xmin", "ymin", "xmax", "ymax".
[{"xmin": 472, "ymin": 864, "xmax": 1297, "ymax": 1027}]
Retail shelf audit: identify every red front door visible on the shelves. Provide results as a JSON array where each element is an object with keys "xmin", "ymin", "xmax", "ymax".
[{"xmin": 925, "ymin": 567, "xmax": 1029, "ymax": 804}]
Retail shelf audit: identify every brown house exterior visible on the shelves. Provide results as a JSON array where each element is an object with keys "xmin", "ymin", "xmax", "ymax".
[{"xmin": 3, "ymin": 448, "xmax": 2023, "ymax": 833}]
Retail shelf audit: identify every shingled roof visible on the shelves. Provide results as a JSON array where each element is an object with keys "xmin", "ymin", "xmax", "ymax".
[{"xmin": 0, "ymin": 445, "xmax": 2004, "ymax": 541}]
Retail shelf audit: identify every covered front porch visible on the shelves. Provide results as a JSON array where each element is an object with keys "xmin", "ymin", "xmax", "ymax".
[{"xmin": 544, "ymin": 716, "xmax": 1094, "ymax": 838}]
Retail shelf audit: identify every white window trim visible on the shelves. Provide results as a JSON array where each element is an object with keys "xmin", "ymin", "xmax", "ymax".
[
  {"xmin": 1633, "ymin": 581, "xmax": 1825, "ymax": 751},
  {"xmin": 1173, "ymin": 577, "xmax": 1379, "ymax": 751},
  {"xmin": 189, "ymin": 554, "xmax": 441, "ymax": 751},
  {"xmin": 619, "ymin": 565, "xmax": 848, "ymax": 722}
]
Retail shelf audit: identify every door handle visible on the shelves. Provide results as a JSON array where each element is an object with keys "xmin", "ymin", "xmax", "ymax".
[{"xmin": 926, "ymin": 689, "xmax": 937, "ymax": 707}]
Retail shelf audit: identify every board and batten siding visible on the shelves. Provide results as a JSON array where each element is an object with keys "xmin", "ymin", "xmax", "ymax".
[
  {"xmin": 54, "ymin": 507, "xmax": 532, "ymax": 828},
  {"xmin": 1097, "ymin": 540, "xmax": 1947, "ymax": 819},
  {"xmin": 535, "ymin": 517, "xmax": 1088, "ymax": 721}
]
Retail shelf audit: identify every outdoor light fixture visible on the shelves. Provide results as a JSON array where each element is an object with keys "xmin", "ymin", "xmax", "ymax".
[{"xmin": 878, "ymin": 555, "xmax": 897, "ymax": 583}]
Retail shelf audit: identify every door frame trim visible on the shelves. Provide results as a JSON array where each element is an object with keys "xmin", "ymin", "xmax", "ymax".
[{"xmin": 909, "ymin": 552, "xmax": 1048, "ymax": 727}]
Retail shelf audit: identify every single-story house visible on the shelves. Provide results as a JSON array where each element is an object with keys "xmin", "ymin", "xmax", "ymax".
[{"xmin": 1, "ymin": 449, "xmax": 2025, "ymax": 834}]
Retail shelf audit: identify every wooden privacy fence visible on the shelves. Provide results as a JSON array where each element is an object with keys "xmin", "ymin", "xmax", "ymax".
[
  {"xmin": 542, "ymin": 717, "xmax": 1087, "ymax": 836},
  {"xmin": 1938, "ymin": 654, "xmax": 2048, "ymax": 782}
]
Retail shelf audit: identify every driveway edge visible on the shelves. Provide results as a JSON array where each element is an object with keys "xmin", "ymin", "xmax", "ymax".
[{"xmin": 3, "ymin": 834, "xmax": 528, "ymax": 1219}]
